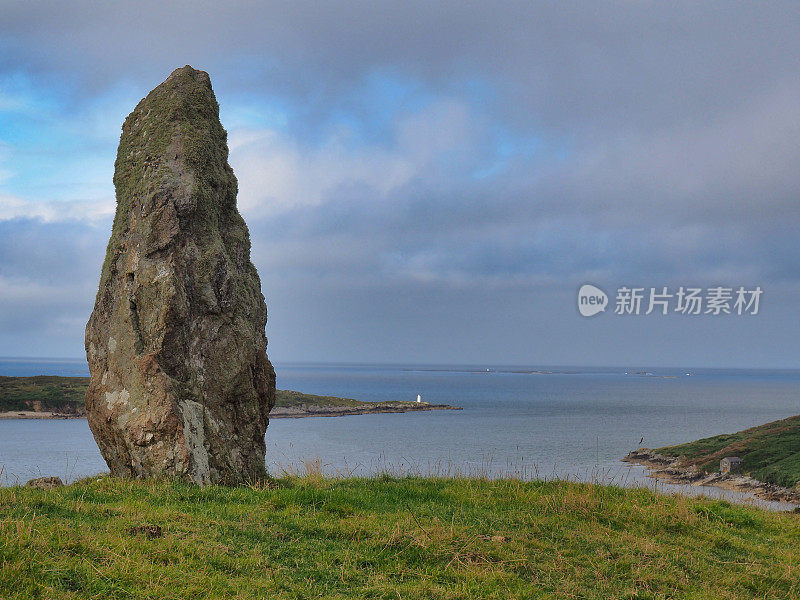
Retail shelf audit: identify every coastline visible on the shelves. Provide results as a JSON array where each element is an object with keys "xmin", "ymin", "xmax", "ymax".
[
  {"xmin": 0, "ymin": 402, "xmax": 461, "ymax": 421},
  {"xmin": 623, "ymin": 448, "xmax": 800, "ymax": 504},
  {"xmin": 0, "ymin": 376, "xmax": 462, "ymax": 420},
  {"xmin": 269, "ymin": 402, "xmax": 461, "ymax": 418},
  {"xmin": 0, "ymin": 410, "xmax": 82, "ymax": 420}
]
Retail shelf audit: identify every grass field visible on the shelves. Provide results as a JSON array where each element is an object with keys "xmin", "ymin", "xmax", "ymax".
[
  {"xmin": 272, "ymin": 389, "xmax": 369, "ymax": 408},
  {"xmin": 1, "ymin": 475, "xmax": 800, "ymax": 599},
  {"xmin": 657, "ymin": 414, "xmax": 800, "ymax": 488}
]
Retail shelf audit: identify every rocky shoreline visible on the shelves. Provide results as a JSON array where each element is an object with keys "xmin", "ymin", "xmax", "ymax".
[
  {"xmin": 623, "ymin": 448, "xmax": 800, "ymax": 504},
  {"xmin": 0, "ymin": 410, "xmax": 84, "ymax": 419},
  {"xmin": 269, "ymin": 402, "xmax": 461, "ymax": 418},
  {"xmin": 0, "ymin": 402, "xmax": 461, "ymax": 421}
]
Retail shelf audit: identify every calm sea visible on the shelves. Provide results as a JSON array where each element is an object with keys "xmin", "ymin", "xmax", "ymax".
[{"xmin": 2, "ymin": 358, "xmax": 800, "ymax": 508}]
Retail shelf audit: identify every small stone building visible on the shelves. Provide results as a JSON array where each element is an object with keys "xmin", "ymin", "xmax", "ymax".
[{"xmin": 720, "ymin": 456, "xmax": 743, "ymax": 474}]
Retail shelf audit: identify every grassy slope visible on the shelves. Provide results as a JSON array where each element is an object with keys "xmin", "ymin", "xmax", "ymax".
[
  {"xmin": 0, "ymin": 376, "xmax": 375, "ymax": 413},
  {"xmin": 272, "ymin": 389, "xmax": 369, "ymax": 408},
  {"xmin": 0, "ymin": 376, "xmax": 88, "ymax": 412},
  {"xmin": 1, "ymin": 476, "xmax": 799, "ymax": 599},
  {"xmin": 656, "ymin": 414, "xmax": 800, "ymax": 488}
]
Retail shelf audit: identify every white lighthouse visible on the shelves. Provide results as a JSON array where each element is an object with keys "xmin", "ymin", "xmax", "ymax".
[{"xmin": 416, "ymin": 394, "xmax": 422, "ymax": 403}]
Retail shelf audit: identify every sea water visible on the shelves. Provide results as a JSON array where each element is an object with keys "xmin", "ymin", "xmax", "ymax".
[{"xmin": 2, "ymin": 359, "xmax": 799, "ymax": 509}]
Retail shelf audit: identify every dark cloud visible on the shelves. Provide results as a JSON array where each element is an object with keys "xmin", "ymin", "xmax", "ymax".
[
  {"xmin": 0, "ymin": 218, "xmax": 106, "ymax": 355},
  {"xmin": 1, "ymin": 2, "xmax": 799, "ymax": 365},
  {"xmin": 2, "ymin": 2, "xmax": 799, "ymax": 132}
]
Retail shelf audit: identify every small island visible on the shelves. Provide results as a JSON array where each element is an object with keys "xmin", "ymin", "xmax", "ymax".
[
  {"xmin": 624, "ymin": 413, "xmax": 800, "ymax": 503},
  {"xmin": 0, "ymin": 375, "xmax": 460, "ymax": 420}
]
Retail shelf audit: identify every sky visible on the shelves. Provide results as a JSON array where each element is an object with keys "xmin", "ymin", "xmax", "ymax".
[{"xmin": 1, "ymin": 1, "xmax": 799, "ymax": 368}]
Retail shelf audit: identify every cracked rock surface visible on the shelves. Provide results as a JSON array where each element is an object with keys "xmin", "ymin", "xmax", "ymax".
[{"xmin": 85, "ymin": 66, "xmax": 275, "ymax": 485}]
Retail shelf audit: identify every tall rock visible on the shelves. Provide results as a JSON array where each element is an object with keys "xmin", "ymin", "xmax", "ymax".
[{"xmin": 85, "ymin": 66, "xmax": 276, "ymax": 485}]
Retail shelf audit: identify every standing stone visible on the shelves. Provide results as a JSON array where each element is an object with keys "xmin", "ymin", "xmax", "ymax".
[{"xmin": 85, "ymin": 66, "xmax": 276, "ymax": 485}]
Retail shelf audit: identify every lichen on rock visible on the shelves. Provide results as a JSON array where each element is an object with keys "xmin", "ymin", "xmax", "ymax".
[{"xmin": 85, "ymin": 66, "xmax": 276, "ymax": 485}]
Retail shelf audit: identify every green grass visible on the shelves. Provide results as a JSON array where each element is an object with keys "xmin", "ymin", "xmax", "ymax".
[
  {"xmin": 0, "ymin": 376, "xmax": 404, "ymax": 414},
  {"xmin": 272, "ymin": 390, "xmax": 369, "ymax": 408},
  {"xmin": 0, "ymin": 376, "xmax": 88, "ymax": 413},
  {"xmin": 1, "ymin": 476, "xmax": 799, "ymax": 599},
  {"xmin": 656, "ymin": 414, "xmax": 800, "ymax": 488}
]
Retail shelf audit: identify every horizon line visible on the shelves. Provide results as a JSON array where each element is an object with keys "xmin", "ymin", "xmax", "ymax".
[{"xmin": 0, "ymin": 356, "xmax": 798, "ymax": 372}]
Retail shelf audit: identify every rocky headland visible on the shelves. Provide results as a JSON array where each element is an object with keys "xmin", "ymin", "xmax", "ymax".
[
  {"xmin": 624, "ymin": 448, "xmax": 800, "ymax": 504},
  {"xmin": 0, "ymin": 376, "xmax": 460, "ymax": 420}
]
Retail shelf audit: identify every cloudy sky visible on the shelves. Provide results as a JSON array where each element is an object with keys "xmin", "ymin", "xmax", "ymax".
[{"xmin": 1, "ymin": 1, "xmax": 799, "ymax": 368}]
